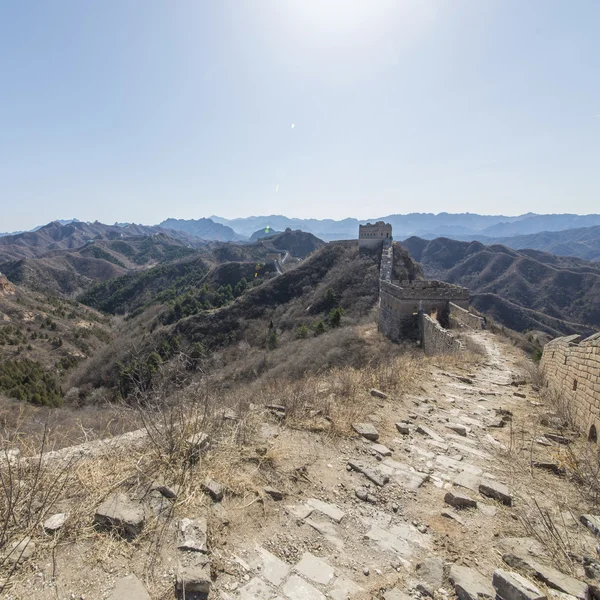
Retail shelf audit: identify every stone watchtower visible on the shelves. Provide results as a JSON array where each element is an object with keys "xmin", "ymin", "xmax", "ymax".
[{"xmin": 358, "ymin": 222, "xmax": 392, "ymax": 250}]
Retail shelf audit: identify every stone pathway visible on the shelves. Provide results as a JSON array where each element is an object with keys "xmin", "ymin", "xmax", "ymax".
[{"xmin": 214, "ymin": 329, "xmax": 598, "ymax": 600}]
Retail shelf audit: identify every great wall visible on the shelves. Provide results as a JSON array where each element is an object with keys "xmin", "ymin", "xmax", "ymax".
[
  {"xmin": 540, "ymin": 332, "xmax": 600, "ymax": 441},
  {"xmin": 359, "ymin": 222, "xmax": 600, "ymax": 445},
  {"xmin": 357, "ymin": 222, "xmax": 483, "ymax": 354}
]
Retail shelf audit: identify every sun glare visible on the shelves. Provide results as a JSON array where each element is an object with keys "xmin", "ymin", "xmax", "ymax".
[{"xmin": 275, "ymin": 0, "xmax": 436, "ymax": 47}]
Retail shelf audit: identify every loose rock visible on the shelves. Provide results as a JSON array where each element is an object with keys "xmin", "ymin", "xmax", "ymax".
[
  {"xmin": 493, "ymin": 569, "xmax": 545, "ymax": 600},
  {"xmin": 43, "ymin": 513, "xmax": 66, "ymax": 533},
  {"xmin": 531, "ymin": 461, "xmax": 564, "ymax": 476},
  {"xmin": 355, "ymin": 487, "xmax": 377, "ymax": 503},
  {"xmin": 306, "ymin": 498, "xmax": 345, "ymax": 523},
  {"xmin": 544, "ymin": 433, "xmax": 573, "ymax": 445},
  {"xmin": 479, "ymin": 479, "xmax": 512, "ymax": 506},
  {"xmin": 347, "ymin": 459, "xmax": 389, "ymax": 487},
  {"xmin": 186, "ymin": 432, "xmax": 210, "ymax": 460},
  {"xmin": 503, "ymin": 553, "xmax": 588, "ymax": 600},
  {"xmin": 580, "ymin": 514, "xmax": 600, "ymax": 537},
  {"xmin": 178, "ymin": 517, "xmax": 208, "ymax": 553},
  {"xmin": 446, "ymin": 423, "xmax": 468, "ymax": 436},
  {"xmin": 396, "ymin": 422, "xmax": 410, "ymax": 435},
  {"xmin": 352, "ymin": 422, "xmax": 380, "ymax": 441},
  {"xmin": 416, "ymin": 425, "xmax": 445, "ymax": 443},
  {"xmin": 5, "ymin": 537, "xmax": 35, "ymax": 565},
  {"xmin": 370, "ymin": 388, "xmax": 388, "ymax": 399},
  {"xmin": 441, "ymin": 510, "xmax": 467, "ymax": 526},
  {"xmin": 151, "ymin": 482, "xmax": 180, "ymax": 499},
  {"xmin": 416, "ymin": 557, "xmax": 444, "ymax": 597},
  {"xmin": 444, "ymin": 490, "xmax": 477, "ymax": 509},
  {"xmin": 202, "ymin": 478, "xmax": 224, "ymax": 501},
  {"xmin": 264, "ymin": 486, "xmax": 284, "ymax": 501},
  {"xmin": 94, "ymin": 493, "xmax": 145, "ymax": 538},
  {"xmin": 371, "ymin": 443, "xmax": 392, "ymax": 457},
  {"xmin": 449, "ymin": 564, "xmax": 495, "ymax": 600}
]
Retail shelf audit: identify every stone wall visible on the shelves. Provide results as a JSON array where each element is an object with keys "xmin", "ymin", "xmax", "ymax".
[
  {"xmin": 380, "ymin": 239, "xmax": 393, "ymax": 282},
  {"xmin": 375, "ymin": 232, "xmax": 472, "ymax": 353},
  {"xmin": 328, "ymin": 240, "xmax": 358, "ymax": 247},
  {"xmin": 449, "ymin": 302, "xmax": 486, "ymax": 330},
  {"xmin": 420, "ymin": 313, "xmax": 463, "ymax": 356},
  {"xmin": 390, "ymin": 281, "xmax": 470, "ymax": 304},
  {"xmin": 540, "ymin": 333, "xmax": 600, "ymax": 441}
]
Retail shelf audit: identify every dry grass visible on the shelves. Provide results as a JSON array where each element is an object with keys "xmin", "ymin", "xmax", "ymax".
[
  {"xmin": 0, "ymin": 324, "xmax": 485, "ymax": 595},
  {"xmin": 0, "ymin": 338, "xmax": 429, "ymax": 589}
]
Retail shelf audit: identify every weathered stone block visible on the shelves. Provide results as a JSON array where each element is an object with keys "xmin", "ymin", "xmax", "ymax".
[
  {"xmin": 94, "ymin": 493, "xmax": 145, "ymax": 538},
  {"xmin": 493, "ymin": 569, "xmax": 545, "ymax": 600}
]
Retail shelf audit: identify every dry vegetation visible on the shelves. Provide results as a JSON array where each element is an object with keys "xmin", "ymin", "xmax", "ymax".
[{"xmin": 0, "ymin": 322, "xmax": 489, "ymax": 596}]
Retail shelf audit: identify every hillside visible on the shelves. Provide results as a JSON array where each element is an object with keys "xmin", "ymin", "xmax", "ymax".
[
  {"xmin": 261, "ymin": 229, "xmax": 326, "ymax": 258},
  {"xmin": 0, "ymin": 233, "xmax": 201, "ymax": 296},
  {"xmin": 73, "ymin": 242, "xmax": 415, "ymax": 396},
  {"xmin": 250, "ymin": 227, "xmax": 281, "ymax": 240},
  {"xmin": 402, "ymin": 236, "xmax": 600, "ymax": 337},
  {"xmin": 0, "ymin": 221, "xmax": 204, "ymax": 262},
  {"xmin": 419, "ymin": 225, "xmax": 600, "ymax": 262},
  {"xmin": 0, "ymin": 277, "xmax": 112, "ymax": 406},
  {"xmin": 487, "ymin": 226, "xmax": 600, "ymax": 262},
  {"xmin": 159, "ymin": 217, "xmax": 244, "ymax": 242}
]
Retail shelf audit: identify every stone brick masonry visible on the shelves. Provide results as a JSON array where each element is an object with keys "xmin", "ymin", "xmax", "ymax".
[
  {"xmin": 540, "ymin": 333, "xmax": 600, "ymax": 440},
  {"xmin": 449, "ymin": 302, "xmax": 486, "ymax": 330},
  {"xmin": 420, "ymin": 313, "xmax": 463, "ymax": 356}
]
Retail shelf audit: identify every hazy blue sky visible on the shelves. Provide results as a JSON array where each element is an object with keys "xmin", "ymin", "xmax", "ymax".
[{"xmin": 1, "ymin": 1, "xmax": 599, "ymax": 231}]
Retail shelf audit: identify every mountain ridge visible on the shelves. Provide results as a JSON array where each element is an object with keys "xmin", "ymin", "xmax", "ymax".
[{"xmin": 401, "ymin": 236, "xmax": 600, "ymax": 338}]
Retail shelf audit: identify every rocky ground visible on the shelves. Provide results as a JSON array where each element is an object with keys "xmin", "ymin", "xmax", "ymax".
[{"xmin": 2, "ymin": 328, "xmax": 600, "ymax": 600}]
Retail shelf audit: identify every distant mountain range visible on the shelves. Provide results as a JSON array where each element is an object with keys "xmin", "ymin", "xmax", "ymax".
[
  {"xmin": 401, "ymin": 236, "xmax": 600, "ymax": 338},
  {"xmin": 0, "ymin": 221, "xmax": 202, "ymax": 262},
  {"xmin": 3, "ymin": 213, "xmax": 600, "ymax": 262},
  {"xmin": 417, "ymin": 226, "xmax": 600, "ymax": 262},
  {"xmin": 211, "ymin": 212, "xmax": 600, "ymax": 241}
]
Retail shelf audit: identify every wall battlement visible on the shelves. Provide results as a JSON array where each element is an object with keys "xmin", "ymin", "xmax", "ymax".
[
  {"xmin": 540, "ymin": 333, "xmax": 600, "ymax": 441},
  {"xmin": 381, "ymin": 280, "xmax": 469, "ymax": 302},
  {"xmin": 359, "ymin": 223, "xmax": 477, "ymax": 353},
  {"xmin": 359, "ymin": 221, "xmax": 392, "ymax": 250}
]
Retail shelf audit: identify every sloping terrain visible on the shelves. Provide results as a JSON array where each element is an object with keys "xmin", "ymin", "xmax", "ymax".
[
  {"xmin": 481, "ymin": 213, "xmax": 600, "ymax": 237},
  {"xmin": 73, "ymin": 243, "xmax": 409, "ymax": 396},
  {"xmin": 261, "ymin": 229, "xmax": 326, "ymax": 258},
  {"xmin": 0, "ymin": 276, "xmax": 112, "ymax": 405},
  {"xmin": 212, "ymin": 212, "xmax": 600, "ymax": 240},
  {"xmin": 250, "ymin": 227, "xmax": 281, "ymax": 240},
  {"xmin": 488, "ymin": 226, "xmax": 600, "ymax": 262},
  {"xmin": 419, "ymin": 226, "xmax": 600, "ymax": 262},
  {"xmin": 0, "ymin": 234, "xmax": 201, "ymax": 295},
  {"xmin": 402, "ymin": 237, "xmax": 600, "ymax": 337},
  {"xmin": 3, "ymin": 327, "xmax": 600, "ymax": 600},
  {"xmin": 159, "ymin": 217, "xmax": 244, "ymax": 242},
  {"xmin": 0, "ymin": 221, "xmax": 203, "ymax": 262}
]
